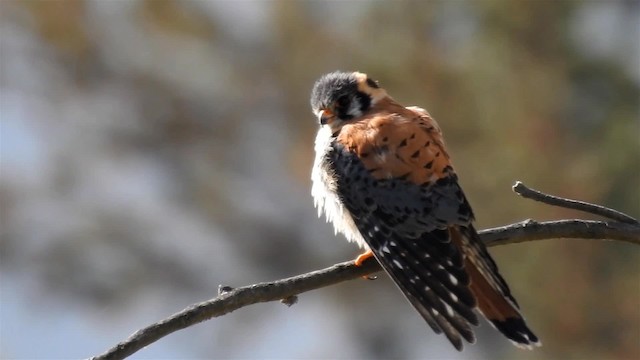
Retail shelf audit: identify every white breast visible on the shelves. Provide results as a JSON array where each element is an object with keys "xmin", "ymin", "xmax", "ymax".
[{"xmin": 311, "ymin": 126, "xmax": 369, "ymax": 249}]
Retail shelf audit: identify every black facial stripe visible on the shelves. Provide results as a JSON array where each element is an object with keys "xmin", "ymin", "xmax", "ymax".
[
  {"xmin": 366, "ymin": 78, "xmax": 379, "ymax": 89},
  {"xmin": 356, "ymin": 91, "xmax": 371, "ymax": 112}
]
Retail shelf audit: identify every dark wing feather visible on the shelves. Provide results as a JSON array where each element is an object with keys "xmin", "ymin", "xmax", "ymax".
[{"xmin": 328, "ymin": 141, "xmax": 479, "ymax": 349}]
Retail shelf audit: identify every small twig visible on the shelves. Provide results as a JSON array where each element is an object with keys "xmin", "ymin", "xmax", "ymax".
[
  {"xmin": 512, "ymin": 181, "xmax": 639, "ymax": 225},
  {"xmin": 280, "ymin": 295, "xmax": 299, "ymax": 307}
]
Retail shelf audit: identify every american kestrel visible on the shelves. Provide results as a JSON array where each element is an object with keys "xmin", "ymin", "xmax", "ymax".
[{"xmin": 310, "ymin": 71, "xmax": 540, "ymax": 351}]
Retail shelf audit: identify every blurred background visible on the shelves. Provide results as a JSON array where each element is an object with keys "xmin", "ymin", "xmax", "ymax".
[{"xmin": 1, "ymin": 1, "xmax": 639, "ymax": 359}]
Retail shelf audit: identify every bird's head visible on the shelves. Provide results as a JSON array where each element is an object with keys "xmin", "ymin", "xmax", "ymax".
[{"xmin": 310, "ymin": 71, "xmax": 387, "ymax": 129}]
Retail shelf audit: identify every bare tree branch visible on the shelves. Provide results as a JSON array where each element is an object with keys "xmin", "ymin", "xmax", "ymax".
[
  {"xmin": 89, "ymin": 183, "xmax": 640, "ymax": 360},
  {"xmin": 479, "ymin": 219, "xmax": 640, "ymax": 246},
  {"xmin": 513, "ymin": 181, "xmax": 639, "ymax": 224}
]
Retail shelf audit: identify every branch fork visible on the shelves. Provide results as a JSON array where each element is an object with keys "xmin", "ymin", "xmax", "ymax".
[{"xmin": 90, "ymin": 182, "xmax": 639, "ymax": 360}]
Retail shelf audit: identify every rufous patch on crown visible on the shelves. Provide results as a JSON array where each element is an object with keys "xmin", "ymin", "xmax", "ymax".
[{"xmin": 353, "ymin": 72, "xmax": 387, "ymax": 104}]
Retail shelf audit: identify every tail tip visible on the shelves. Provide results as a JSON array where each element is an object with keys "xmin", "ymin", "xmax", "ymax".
[
  {"xmin": 491, "ymin": 317, "xmax": 541, "ymax": 350},
  {"xmin": 510, "ymin": 337, "xmax": 542, "ymax": 350}
]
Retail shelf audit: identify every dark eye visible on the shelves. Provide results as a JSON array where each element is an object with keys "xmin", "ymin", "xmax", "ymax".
[{"xmin": 336, "ymin": 95, "xmax": 350, "ymax": 108}]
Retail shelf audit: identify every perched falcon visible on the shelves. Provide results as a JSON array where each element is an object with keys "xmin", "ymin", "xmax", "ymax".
[{"xmin": 310, "ymin": 71, "xmax": 540, "ymax": 351}]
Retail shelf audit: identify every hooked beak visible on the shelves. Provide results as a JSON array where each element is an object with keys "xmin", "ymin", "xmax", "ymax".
[{"xmin": 316, "ymin": 109, "xmax": 334, "ymax": 125}]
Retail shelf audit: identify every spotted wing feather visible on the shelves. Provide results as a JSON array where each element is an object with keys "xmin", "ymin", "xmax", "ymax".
[{"xmin": 327, "ymin": 140, "xmax": 479, "ymax": 350}]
